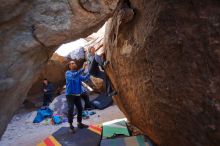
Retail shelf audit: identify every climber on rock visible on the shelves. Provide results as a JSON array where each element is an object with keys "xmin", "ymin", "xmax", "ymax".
[
  {"xmin": 87, "ymin": 46, "xmax": 117, "ymax": 97},
  {"xmin": 42, "ymin": 78, "xmax": 54, "ymax": 107},
  {"xmin": 65, "ymin": 60, "xmax": 90, "ymax": 133}
]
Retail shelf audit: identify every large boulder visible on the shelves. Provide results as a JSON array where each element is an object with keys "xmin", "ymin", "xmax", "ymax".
[
  {"xmin": 105, "ymin": 0, "xmax": 220, "ymax": 146},
  {"xmin": 0, "ymin": 0, "xmax": 119, "ymax": 137},
  {"xmin": 90, "ymin": 76, "xmax": 104, "ymax": 92},
  {"xmin": 1, "ymin": 0, "xmax": 220, "ymax": 145}
]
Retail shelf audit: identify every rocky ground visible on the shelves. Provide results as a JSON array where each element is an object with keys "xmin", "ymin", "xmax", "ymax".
[{"xmin": 0, "ymin": 100, "xmax": 124, "ymax": 146}]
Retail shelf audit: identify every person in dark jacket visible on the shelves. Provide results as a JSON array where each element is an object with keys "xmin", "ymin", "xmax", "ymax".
[
  {"xmin": 42, "ymin": 79, "xmax": 53, "ymax": 106},
  {"xmin": 65, "ymin": 61, "xmax": 90, "ymax": 133},
  {"xmin": 87, "ymin": 47, "xmax": 116, "ymax": 97}
]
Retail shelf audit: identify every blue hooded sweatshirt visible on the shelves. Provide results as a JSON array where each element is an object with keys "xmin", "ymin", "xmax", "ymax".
[{"xmin": 65, "ymin": 68, "xmax": 90, "ymax": 95}]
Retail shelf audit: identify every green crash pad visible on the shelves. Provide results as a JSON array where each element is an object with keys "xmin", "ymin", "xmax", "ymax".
[
  {"xmin": 52, "ymin": 127, "xmax": 101, "ymax": 146},
  {"xmin": 100, "ymin": 135, "xmax": 153, "ymax": 146},
  {"xmin": 102, "ymin": 119, "xmax": 130, "ymax": 139}
]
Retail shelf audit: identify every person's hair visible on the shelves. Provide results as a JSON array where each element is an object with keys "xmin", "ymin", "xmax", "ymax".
[
  {"xmin": 88, "ymin": 46, "xmax": 95, "ymax": 53},
  {"xmin": 67, "ymin": 62, "xmax": 71, "ymax": 70},
  {"xmin": 43, "ymin": 78, "xmax": 49, "ymax": 86},
  {"xmin": 67, "ymin": 60, "xmax": 77, "ymax": 70}
]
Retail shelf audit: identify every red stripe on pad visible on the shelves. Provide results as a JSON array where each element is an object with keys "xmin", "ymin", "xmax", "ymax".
[
  {"xmin": 44, "ymin": 137, "xmax": 55, "ymax": 146},
  {"xmin": 89, "ymin": 125, "xmax": 102, "ymax": 132}
]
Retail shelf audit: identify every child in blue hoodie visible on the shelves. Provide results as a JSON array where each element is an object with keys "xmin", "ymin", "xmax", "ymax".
[{"xmin": 65, "ymin": 61, "xmax": 90, "ymax": 133}]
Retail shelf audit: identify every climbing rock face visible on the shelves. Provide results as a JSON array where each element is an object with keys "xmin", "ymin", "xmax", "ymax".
[
  {"xmin": 1, "ymin": 0, "xmax": 220, "ymax": 146},
  {"xmin": 90, "ymin": 76, "xmax": 104, "ymax": 92},
  {"xmin": 0, "ymin": 0, "xmax": 119, "ymax": 137},
  {"xmin": 105, "ymin": 0, "xmax": 220, "ymax": 146}
]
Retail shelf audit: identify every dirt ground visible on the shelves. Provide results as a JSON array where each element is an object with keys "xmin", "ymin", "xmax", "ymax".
[{"xmin": 0, "ymin": 104, "xmax": 124, "ymax": 146}]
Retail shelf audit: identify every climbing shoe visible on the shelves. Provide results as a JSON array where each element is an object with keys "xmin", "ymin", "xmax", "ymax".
[
  {"xmin": 103, "ymin": 60, "xmax": 110, "ymax": 67},
  {"xmin": 108, "ymin": 91, "xmax": 117, "ymax": 97},
  {"xmin": 69, "ymin": 125, "xmax": 75, "ymax": 133}
]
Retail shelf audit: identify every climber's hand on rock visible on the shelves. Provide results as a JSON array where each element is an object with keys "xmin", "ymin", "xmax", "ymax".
[{"xmin": 83, "ymin": 62, "xmax": 88, "ymax": 69}]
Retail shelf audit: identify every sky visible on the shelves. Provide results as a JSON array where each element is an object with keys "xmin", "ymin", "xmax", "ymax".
[
  {"xmin": 55, "ymin": 23, "xmax": 106, "ymax": 58},
  {"xmin": 55, "ymin": 38, "xmax": 87, "ymax": 57}
]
